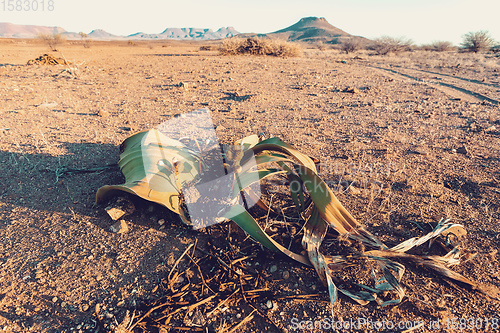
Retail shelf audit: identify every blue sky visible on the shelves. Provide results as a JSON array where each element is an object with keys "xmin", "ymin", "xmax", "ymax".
[{"xmin": 2, "ymin": 0, "xmax": 499, "ymax": 45}]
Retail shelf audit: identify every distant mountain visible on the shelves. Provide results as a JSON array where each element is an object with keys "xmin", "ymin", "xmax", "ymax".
[
  {"xmin": 0, "ymin": 22, "xmax": 65, "ymax": 38},
  {"xmin": 270, "ymin": 17, "xmax": 350, "ymax": 42},
  {"xmin": 129, "ymin": 27, "xmax": 239, "ymax": 40},
  {"xmin": 0, "ymin": 22, "xmax": 238, "ymax": 40},
  {"xmin": 242, "ymin": 17, "xmax": 368, "ymax": 44},
  {"xmin": 88, "ymin": 29, "xmax": 119, "ymax": 39}
]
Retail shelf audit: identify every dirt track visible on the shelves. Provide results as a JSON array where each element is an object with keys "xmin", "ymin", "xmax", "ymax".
[{"xmin": 0, "ymin": 40, "xmax": 500, "ymax": 332}]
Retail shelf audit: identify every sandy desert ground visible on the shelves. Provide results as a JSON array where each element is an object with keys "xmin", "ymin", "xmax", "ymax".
[{"xmin": 0, "ymin": 39, "xmax": 500, "ymax": 332}]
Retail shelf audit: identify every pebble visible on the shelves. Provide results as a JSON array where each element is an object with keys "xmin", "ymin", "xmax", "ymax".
[
  {"xmin": 97, "ymin": 110, "xmax": 109, "ymax": 117},
  {"xmin": 343, "ymin": 86, "xmax": 359, "ymax": 94},
  {"xmin": 414, "ymin": 147, "xmax": 429, "ymax": 155},
  {"xmin": 282, "ymin": 270, "xmax": 290, "ymax": 279},
  {"xmin": 269, "ymin": 265, "xmax": 277, "ymax": 273},
  {"xmin": 266, "ymin": 300, "xmax": 273, "ymax": 309},
  {"xmin": 485, "ymin": 126, "xmax": 496, "ymax": 133},
  {"xmin": 105, "ymin": 197, "xmax": 136, "ymax": 220},
  {"xmin": 456, "ymin": 146, "xmax": 468, "ymax": 155},
  {"xmin": 347, "ymin": 186, "xmax": 361, "ymax": 195},
  {"xmin": 158, "ymin": 219, "xmax": 165, "ymax": 225},
  {"xmin": 109, "ymin": 220, "xmax": 129, "ymax": 234},
  {"xmin": 52, "ymin": 297, "xmax": 58, "ymax": 303},
  {"xmin": 82, "ymin": 304, "xmax": 90, "ymax": 312}
]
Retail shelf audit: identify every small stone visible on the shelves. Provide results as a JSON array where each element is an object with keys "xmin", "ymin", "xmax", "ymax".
[
  {"xmin": 311, "ymin": 284, "xmax": 317, "ymax": 291},
  {"xmin": 82, "ymin": 304, "xmax": 90, "ymax": 312},
  {"xmin": 269, "ymin": 265, "xmax": 277, "ymax": 273},
  {"xmin": 105, "ymin": 197, "xmax": 135, "ymax": 220},
  {"xmin": 414, "ymin": 147, "xmax": 429, "ymax": 155},
  {"xmin": 105, "ymin": 312, "xmax": 114, "ymax": 319},
  {"xmin": 158, "ymin": 219, "xmax": 165, "ymax": 225},
  {"xmin": 179, "ymin": 81, "xmax": 193, "ymax": 88},
  {"xmin": 266, "ymin": 300, "xmax": 273, "ymax": 309},
  {"xmin": 236, "ymin": 313, "xmax": 241, "ymax": 319},
  {"xmin": 97, "ymin": 110, "xmax": 109, "ymax": 117},
  {"xmin": 347, "ymin": 186, "xmax": 361, "ymax": 195},
  {"xmin": 61, "ymin": 302, "xmax": 67, "ymax": 308},
  {"xmin": 456, "ymin": 146, "xmax": 468, "ymax": 155},
  {"xmin": 485, "ymin": 126, "xmax": 496, "ymax": 133},
  {"xmin": 343, "ymin": 86, "xmax": 359, "ymax": 94},
  {"xmin": 436, "ymin": 298, "xmax": 446, "ymax": 309},
  {"xmin": 110, "ymin": 220, "xmax": 129, "ymax": 234},
  {"xmin": 52, "ymin": 297, "xmax": 58, "ymax": 303},
  {"xmin": 282, "ymin": 270, "xmax": 290, "ymax": 279}
]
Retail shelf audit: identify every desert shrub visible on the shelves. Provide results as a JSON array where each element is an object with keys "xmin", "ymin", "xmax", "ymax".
[
  {"xmin": 220, "ymin": 37, "xmax": 301, "ymax": 57},
  {"xmin": 37, "ymin": 33, "xmax": 65, "ymax": 51},
  {"xmin": 341, "ymin": 39, "xmax": 362, "ymax": 54},
  {"xmin": 271, "ymin": 40, "xmax": 302, "ymax": 57},
  {"xmin": 460, "ymin": 31, "xmax": 495, "ymax": 53},
  {"xmin": 370, "ymin": 36, "xmax": 413, "ymax": 55},
  {"xmin": 79, "ymin": 32, "xmax": 92, "ymax": 48},
  {"xmin": 429, "ymin": 40, "xmax": 454, "ymax": 52}
]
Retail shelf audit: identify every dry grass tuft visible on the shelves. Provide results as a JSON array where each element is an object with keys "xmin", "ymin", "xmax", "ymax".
[{"xmin": 220, "ymin": 37, "xmax": 302, "ymax": 57}]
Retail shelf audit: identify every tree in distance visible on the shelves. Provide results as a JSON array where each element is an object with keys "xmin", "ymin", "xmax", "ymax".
[
  {"xmin": 79, "ymin": 32, "xmax": 92, "ymax": 48},
  {"xmin": 37, "ymin": 33, "xmax": 65, "ymax": 51},
  {"xmin": 461, "ymin": 31, "xmax": 495, "ymax": 53}
]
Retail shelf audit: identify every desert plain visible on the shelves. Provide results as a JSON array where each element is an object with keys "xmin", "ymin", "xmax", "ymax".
[{"xmin": 0, "ymin": 39, "xmax": 500, "ymax": 332}]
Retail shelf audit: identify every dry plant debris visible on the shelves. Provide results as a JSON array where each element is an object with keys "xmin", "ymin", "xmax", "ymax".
[
  {"xmin": 110, "ymin": 238, "xmax": 295, "ymax": 332},
  {"xmin": 219, "ymin": 37, "xmax": 302, "ymax": 57},
  {"xmin": 26, "ymin": 53, "xmax": 70, "ymax": 66}
]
